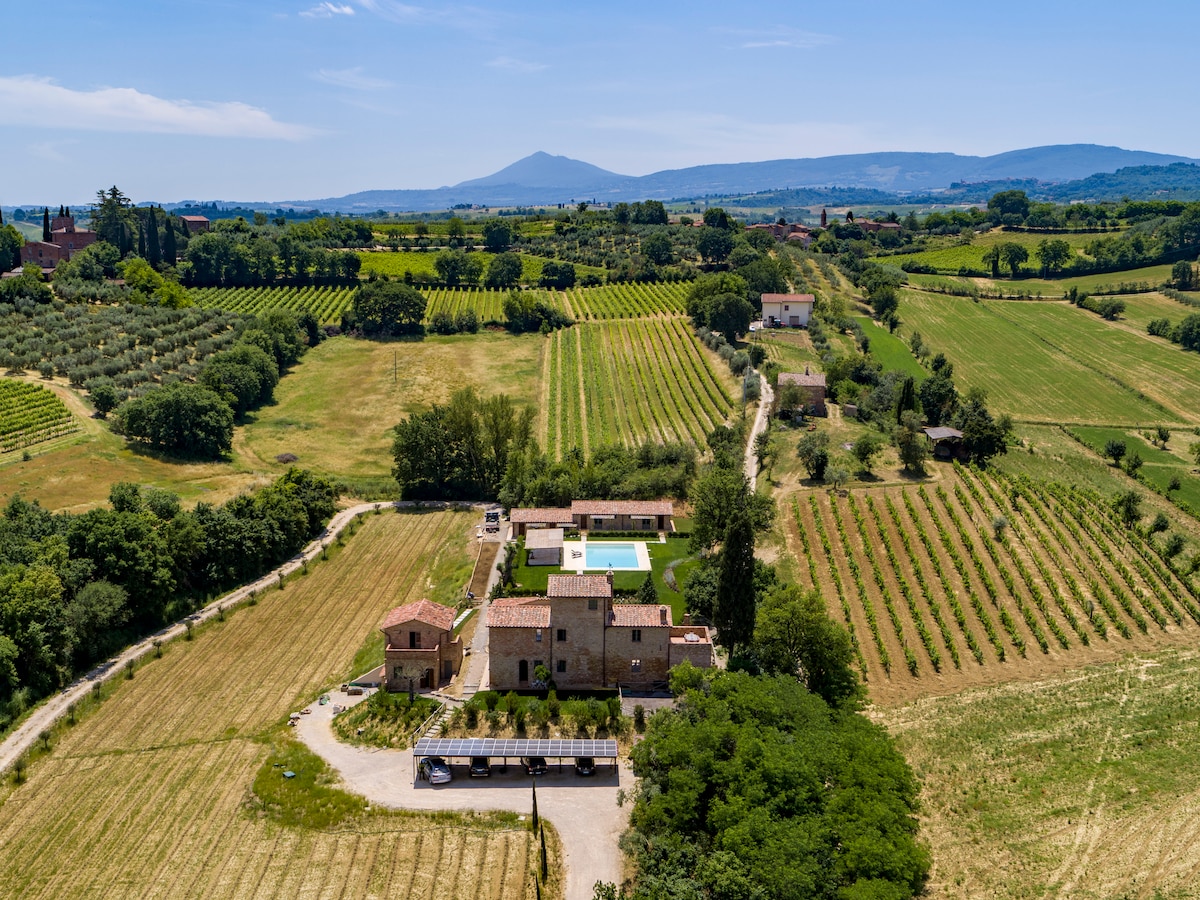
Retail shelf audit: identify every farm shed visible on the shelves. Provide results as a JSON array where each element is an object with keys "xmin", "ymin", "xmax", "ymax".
[
  {"xmin": 924, "ymin": 426, "xmax": 967, "ymax": 460},
  {"xmin": 526, "ymin": 527, "xmax": 564, "ymax": 566}
]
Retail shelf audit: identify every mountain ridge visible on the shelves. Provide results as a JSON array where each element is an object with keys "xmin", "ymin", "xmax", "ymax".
[{"xmin": 274, "ymin": 144, "xmax": 1200, "ymax": 212}]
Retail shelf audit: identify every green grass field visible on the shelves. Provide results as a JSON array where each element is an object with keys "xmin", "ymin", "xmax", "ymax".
[
  {"xmin": 1069, "ymin": 425, "xmax": 1200, "ymax": 512},
  {"xmin": 899, "ymin": 294, "xmax": 1169, "ymax": 425},
  {"xmin": 855, "ymin": 317, "xmax": 926, "ymax": 380}
]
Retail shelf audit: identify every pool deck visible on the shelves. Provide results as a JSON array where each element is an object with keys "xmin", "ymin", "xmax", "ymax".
[{"xmin": 561, "ymin": 539, "xmax": 652, "ymax": 573}]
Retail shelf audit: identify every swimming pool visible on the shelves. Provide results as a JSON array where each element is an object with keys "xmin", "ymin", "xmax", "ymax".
[{"xmin": 584, "ymin": 542, "xmax": 641, "ymax": 570}]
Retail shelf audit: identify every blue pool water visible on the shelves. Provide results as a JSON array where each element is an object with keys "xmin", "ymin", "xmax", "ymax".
[{"xmin": 584, "ymin": 542, "xmax": 642, "ymax": 569}]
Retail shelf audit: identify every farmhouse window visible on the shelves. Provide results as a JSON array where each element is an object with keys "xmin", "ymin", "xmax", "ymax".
[
  {"xmin": 557, "ymin": 628, "xmax": 567, "ymax": 642},
  {"xmin": 535, "ymin": 629, "xmax": 542, "ymax": 642},
  {"xmin": 784, "ymin": 304, "xmax": 789, "ymax": 310},
  {"xmin": 588, "ymin": 599, "xmax": 598, "ymax": 610},
  {"xmin": 557, "ymin": 659, "xmax": 567, "ymax": 673},
  {"xmin": 631, "ymin": 629, "xmax": 642, "ymax": 643},
  {"xmin": 392, "ymin": 667, "xmax": 402, "ymax": 680},
  {"xmin": 631, "ymin": 659, "xmax": 641, "ymax": 673},
  {"xmin": 408, "ymin": 631, "xmax": 421, "ymax": 649}
]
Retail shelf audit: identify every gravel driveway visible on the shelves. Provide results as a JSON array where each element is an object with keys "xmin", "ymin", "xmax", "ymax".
[{"xmin": 296, "ymin": 696, "xmax": 630, "ymax": 900}]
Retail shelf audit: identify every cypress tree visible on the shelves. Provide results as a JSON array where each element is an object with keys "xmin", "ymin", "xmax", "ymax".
[
  {"xmin": 895, "ymin": 375, "xmax": 917, "ymax": 425},
  {"xmin": 138, "ymin": 218, "xmax": 146, "ymax": 258},
  {"xmin": 163, "ymin": 216, "xmax": 177, "ymax": 264},
  {"xmin": 0, "ymin": 207, "xmax": 4, "ymax": 226},
  {"xmin": 147, "ymin": 208, "xmax": 162, "ymax": 268},
  {"xmin": 713, "ymin": 508, "xmax": 757, "ymax": 658},
  {"xmin": 43, "ymin": 208, "xmax": 51, "ymax": 242},
  {"xmin": 58, "ymin": 204, "xmax": 65, "ymax": 217}
]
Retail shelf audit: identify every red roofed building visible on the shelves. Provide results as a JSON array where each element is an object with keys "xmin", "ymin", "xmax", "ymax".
[
  {"xmin": 19, "ymin": 212, "xmax": 97, "ymax": 269},
  {"xmin": 778, "ymin": 369, "xmax": 827, "ymax": 416},
  {"xmin": 761, "ymin": 293, "xmax": 815, "ymax": 328},
  {"xmin": 381, "ymin": 598, "xmax": 463, "ymax": 692},
  {"xmin": 179, "ymin": 215, "xmax": 210, "ymax": 234},
  {"xmin": 487, "ymin": 573, "xmax": 712, "ymax": 690},
  {"xmin": 509, "ymin": 500, "xmax": 674, "ymax": 536}
]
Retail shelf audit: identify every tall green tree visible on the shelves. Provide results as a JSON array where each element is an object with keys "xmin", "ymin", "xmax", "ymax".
[
  {"xmin": 162, "ymin": 215, "xmax": 177, "ymax": 264},
  {"xmin": 1036, "ymin": 238, "xmax": 1072, "ymax": 276},
  {"xmin": 146, "ymin": 208, "xmax": 162, "ymax": 269},
  {"xmin": 713, "ymin": 509, "xmax": 756, "ymax": 657},
  {"xmin": 92, "ymin": 186, "xmax": 136, "ymax": 250},
  {"xmin": 754, "ymin": 583, "xmax": 862, "ymax": 708},
  {"xmin": 42, "ymin": 208, "xmax": 51, "ymax": 242},
  {"xmin": 349, "ymin": 281, "xmax": 427, "ymax": 336},
  {"xmin": 999, "ymin": 242, "xmax": 1029, "ymax": 278}
]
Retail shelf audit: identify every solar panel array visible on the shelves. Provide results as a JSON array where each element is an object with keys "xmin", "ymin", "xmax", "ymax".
[{"xmin": 413, "ymin": 738, "xmax": 617, "ymax": 758}]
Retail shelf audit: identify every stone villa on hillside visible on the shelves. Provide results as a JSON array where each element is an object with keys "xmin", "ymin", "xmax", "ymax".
[
  {"xmin": 380, "ymin": 598, "xmax": 463, "ymax": 692},
  {"xmin": 19, "ymin": 211, "xmax": 98, "ymax": 269},
  {"xmin": 488, "ymin": 573, "xmax": 713, "ymax": 690},
  {"xmin": 778, "ymin": 369, "xmax": 827, "ymax": 417}
]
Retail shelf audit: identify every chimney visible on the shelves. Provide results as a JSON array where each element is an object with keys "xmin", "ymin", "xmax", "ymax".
[
  {"xmin": 659, "ymin": 606, "xmax": 668, "ymax": 626},
  {"xmin": 606, "ymin": 569, "xmax": 614, "ymax": 587}
]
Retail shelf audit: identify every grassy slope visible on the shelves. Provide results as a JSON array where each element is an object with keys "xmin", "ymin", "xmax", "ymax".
[
  {"xmin": 855, "ymin": 317, "xmax": 927, "ymax": 381},
  {"xmin": 880, "ymin": 648, "xmax": 1200, "ymax": 900},
  {"xmin": 236, "ymin": 331, "xmax": 545, "ymax": 482}
]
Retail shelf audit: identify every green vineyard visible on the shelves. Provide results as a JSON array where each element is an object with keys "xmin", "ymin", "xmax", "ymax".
[
  {"xmin": 543, "ymin": 318, "xmax": 734, "ymax": 457},
  {"xmin": 191, "ymin": 286, "xmax": 356, "ymax": 324},
  {"xmin": 0, "ymin": 379, "xmax": 78, "ymax": 453},
  {"xmin": 563, "ymin": 281, "xmax": 688, "ymax": 320},
  {"xmin": 789, "ymin": 463, "xmax": 1200, "ymax": 697}
]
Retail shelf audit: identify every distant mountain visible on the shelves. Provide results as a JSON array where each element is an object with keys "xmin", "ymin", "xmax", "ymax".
[
  {"xmin": 277, "ymin": 145, "xmax": 1200, "ymax": 213},
  {"xmin": 455, "ymin": 151, "xmax": 626, "ymax": 190}
]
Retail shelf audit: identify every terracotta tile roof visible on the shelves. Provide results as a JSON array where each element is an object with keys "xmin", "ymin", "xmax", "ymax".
[
  {"xmin": 180, "ymin": 215, "xmax": 210, "ymax": 222},
  {"xmin": 570, "ymin": 500, "xmax": 673, "ymax": 517},
  {"xmin": 761, "ymin": 293, "xmax": 815, "ymax": 305},
  {"xmin": 547, "ymin": 574, "xmax": 613, "ymax": 598},
  {"xmin": 778, "ymin": 372, "xmax": 826, "ymax": 388},
  {"xmin": 488, "ymin": 604, "xmax": 551, "ymax": 628},
  {"xmin": 609, "ymin": 604, "xmax": 672, "ymax": 627},
  {"xmin": 381, "ymin": 598, "xmax": 455, "ymax": 632},
  {"xmin": 510, "ymin": 508, "xmax": 574, "ymax": 523}
]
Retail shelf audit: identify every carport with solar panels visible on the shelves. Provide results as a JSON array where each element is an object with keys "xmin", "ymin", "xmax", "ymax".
[{"xmin": 412, "ymin": 738, "xmax": 618, "ymax": 781}]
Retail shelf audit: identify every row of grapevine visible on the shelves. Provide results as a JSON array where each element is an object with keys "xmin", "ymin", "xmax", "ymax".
[
  {"xmin": 825, "ymin": 495, "xmax": 892, "ymax": 674},
  {"xmin": 0, "ymin": 379, "xmax": 77, "ymax": 452},
  {"xmin": 191, "ymin": 286, "xmax": 355, "ymax": 323},
  {"xmin": 794, "ymin": 497, "xmax": 867, "ymax": 677},
  {"xmin": 543, "ymin": 319, "xmax": 733, "ymax": 458},
  {"xmin": 564, "ymin": 282, "xmax": 689, "ymax": 320}
]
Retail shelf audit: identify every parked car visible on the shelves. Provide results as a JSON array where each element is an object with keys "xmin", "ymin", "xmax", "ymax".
[
  {"xmin": 469, "ymin": 757, "xmax": 492, "ymax": 777},
  {"xmin": 419, "ymin": 757, "xmax": 452, "ymax": 784},
  {"xmin": 574, "ymin": 757, "xmax": 595, "ymax": 776},
  {"xmin": 521, "ymin": 756, "xmax": 548, "ymax": 775}
]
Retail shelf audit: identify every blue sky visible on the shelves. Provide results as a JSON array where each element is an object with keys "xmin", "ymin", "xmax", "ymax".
[{"xmin": 2, "ymin": 0, "xmax": 1195, "ymax": 205}]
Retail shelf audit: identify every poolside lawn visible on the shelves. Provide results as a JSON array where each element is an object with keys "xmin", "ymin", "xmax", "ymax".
[{"xmin": 509, "ymin": 536, "xmax": 694, "ymax": 622}]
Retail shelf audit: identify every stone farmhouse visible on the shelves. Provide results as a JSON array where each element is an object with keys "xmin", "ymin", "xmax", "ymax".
[
  {"xmin": 488, "ymin": 574, "xmax": 713, "ymax": 691},
  {"xmin": 19, "ymin": 211, "xmax": 98, "ymax": 269},
  {"xmin": 509, "ymin": 499, "xmax": 673, "ymax": 538},
  {"xmin": 380, "ymin": 598, "xmax": 463, "ymax": 692},
  {"xmin": 746, "ymin": 222, "xmax": 812, "ymax": 246},
  {"xmin": 761, "ymin": 293, "xmax": 815, "ymax": 328},
  {"xmin": 180, "ymin": 215, "xmax": 211, "ymax": 234},
  {"xmin": 778, "ymin": 369, "xmax": 827, "ymax": 416}
]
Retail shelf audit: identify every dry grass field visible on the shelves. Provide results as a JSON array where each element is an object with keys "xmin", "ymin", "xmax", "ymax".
[
  {"xmin": 879, "ymin": 648, "xmax": 1200, "ymax": 900},
  {"xmin": 0, "ymin": 511, "xmax": 549, "ymax": 900}
]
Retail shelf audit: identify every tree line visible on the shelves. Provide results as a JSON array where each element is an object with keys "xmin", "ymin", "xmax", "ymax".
[{"xmin": 0, "ymin": 469, "xmax": 335, "ymax": 728}]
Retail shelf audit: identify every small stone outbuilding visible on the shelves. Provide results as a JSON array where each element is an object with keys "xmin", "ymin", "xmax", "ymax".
[
  {"xmin": 778, "ymin": 370, "xmax": 827, "ymax": 417},
  {"xmin": 381, "ymin": 598, "xmax": 462, "ymax": 692}
]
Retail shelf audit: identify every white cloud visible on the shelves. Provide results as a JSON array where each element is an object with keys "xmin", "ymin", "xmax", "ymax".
[
  {"xmin": 353, "ymin": 0, "xmax": 498, "ymax": 33},
  {"xmin": 314, "ymin": 67, "xmax": 394, "ymax": 90},
  {"xmin": 0, "ymin": 76, "xmax": 315, "ymax": 140},
  {"xmin": 28, "ymin": 139, "xmax": 77, "ymax": 163},
  {"xmin": 486, "ymin": 56, "xmax": 547, "ymax": 74},
  {"xmin": 720, "ymin": 25, "xmax": 835, "ymax": 50},
  {"xmin": 300, "ymin": 2, "xmax": 354, "ymax": 18}
]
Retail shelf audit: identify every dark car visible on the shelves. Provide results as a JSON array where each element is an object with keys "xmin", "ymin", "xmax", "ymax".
[
  {"xmin": 418, "ymin": 756, "xmax": 452, "ymax": 785},
  {"xmin": 521, "ymin": 756, "xmax": 548, "ymax": 775},
  {"xmin": 469, "ymin": 756, "xmax": 492, "ymax": 777},
  {"xmin": 574, "ymin": 757, "xmax": 595, "ymax": 776}
]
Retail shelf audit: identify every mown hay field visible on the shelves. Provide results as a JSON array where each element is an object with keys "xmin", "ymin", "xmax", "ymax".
[
  {"xmin": 0, "ymin": 511, "xmax": 544, "ymax": 900},
  {"xmin": 786, "ymin": 464, "xmax": 1200, "ymax": 707}
]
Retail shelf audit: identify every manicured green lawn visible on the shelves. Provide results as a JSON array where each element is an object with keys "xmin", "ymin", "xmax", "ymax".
[{"xmin": 510, "ymin": 536, "xmax": 694, "ymax": 622}]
